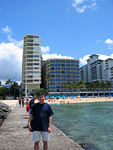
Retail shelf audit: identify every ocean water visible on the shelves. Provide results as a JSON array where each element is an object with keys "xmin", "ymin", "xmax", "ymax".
[{"xmin": 51, "ymin": 102, "xmax": 113, "ymax": 150}]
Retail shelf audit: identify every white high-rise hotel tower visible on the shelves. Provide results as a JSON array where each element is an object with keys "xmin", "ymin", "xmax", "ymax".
[{"xmin": 22, "ymin": 35, "xmax": 41, "ymax": 96}]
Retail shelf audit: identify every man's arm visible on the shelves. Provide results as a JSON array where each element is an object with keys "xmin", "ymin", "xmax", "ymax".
[
  {"xmin": 28, "ymin": 114, "xmax": 32, "ymax": 132},
  {"xmin": 48, "ymin": 116, "xmax": 52, "ymax": 133}
]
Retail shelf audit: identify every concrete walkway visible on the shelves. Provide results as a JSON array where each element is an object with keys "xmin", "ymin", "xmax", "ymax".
[{"xmin": 0, "ymin": 103, "xmax": 83, "ymax": 150}]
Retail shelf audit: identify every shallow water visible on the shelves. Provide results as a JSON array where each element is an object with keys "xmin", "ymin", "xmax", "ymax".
[{"xmin": 51, "ymin": 102, "xmax": 113, "ymax": 150}]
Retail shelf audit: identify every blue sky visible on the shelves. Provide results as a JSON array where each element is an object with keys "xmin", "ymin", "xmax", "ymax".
[{"xmin": 0, "ymin": 0, "xmax": 113, "ymax": 84}]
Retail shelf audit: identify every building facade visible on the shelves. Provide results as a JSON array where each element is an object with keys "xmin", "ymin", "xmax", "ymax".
[
  {"xmin": 22, "ymin": 34, "xmax": 41, "ymax": 96},
  {"xmin": 80, "ymin": 54, "xmax": 113, "ymax": 85},
  {"xmin": 42, "ymin": 58, "xmax": 79, "ymax": 95}
]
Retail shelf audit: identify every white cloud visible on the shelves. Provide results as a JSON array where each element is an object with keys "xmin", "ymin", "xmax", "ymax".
[
  {"xmin": 98, "ymin": 54, "xmax": 110, "ymax": 60},
  {"xmin": 41, "ymin": 46, "xmax": 74, "ymax": 60},
  {"xmin": 76, "ymin": 5, "xmax": 87, "ymax": 13},
  {"xmin": 96, "ymin": 40, "xmax": 103, "ymax": 43},
  {"xmin": 42, "ymin": 53, "xmax": 74, "ymax": 60},
  {"xmin": 72, "ymin": 0, "xmax": 97, "ymax": 13},
  {"xmin": 41, "ymin": 46, "xmax": 50, "ymax": 53},
  {"xmin": 2, "ymin": 26, "xmax": 23, "ymax": 48},
  {"xmin": 0, "ymin": 42, "xmax": 22, "ymax": 83},
  {"xmin": 105, "ymin": 39, "xmax": 113, "ymax": 44},
  {"xmin": 2, "ymin": 26, "xmax": 12, "ymax": 34},
  {"xmin": 79, "ymin": 55, "xmax": 90, "ymax": 65},
  {"xmin": 105, "ymin": 39, "xmax": 113, "ymax": 49},
  {"xmin": 0, "ymin": 26, "xmax": 23, "ymax": 84}
]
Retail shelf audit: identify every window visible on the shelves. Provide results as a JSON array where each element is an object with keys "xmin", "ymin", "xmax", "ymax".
[
  {"xmin": 66, "ymin": 60, "xmax": 70, "ymax": 63},
  {"xmin": 34, "ymin": 67, "xmax": 39, "ymax": 69},
  {"xmin": 71, "ymin": 60, "xmax": 74, "ymax": 63},
  {"xmin": 56, "ymin": 75, "xmax": 60, "ymax": 77},
  {"xmin": 56, "ymin": 60, "xmax": 60, "ymax": 63},
  {"xmin": 61, "ymin": 78, "xmax": 65, "ymax": 81},
  {"xmin": 34, "ymin": 36, "xmax": 39, "ymax": 38},
  {"xmin": 61, "ymin": 68, "xmax": 65, "ymax": 70},
  {"xmin": 27, "ymin": 76, "xmax": 32, "ymax": 78},
  {"xmin": 61, "ymin": 75, "xmax": 65, "ymax": 77},
  {"xmin": 56, "ymin": 67, "xmax": 60, "ymax": 70},
  {"xmin": 66, "ymin": 64, "xmax": 70, "ymax": 66},
  {"xmin": 27, "ymin": 68, "xmax": 33, "ymax": 70},
  {"xmin": 34, "ymin": 44, "xmax": 39, "ymax": 46},
  {"xmin": 56, "ymin": 71, "xmax": 60, "ymax": 73},
  {"xmin": 34, "ymin": 75, "xmax": 40, "ymax": 78},
  {"xmin": 27, "ymin": 80, "xmax": 33, "ymax": 82},
  {"xmin": 34, "ymin": 71, "xmax": 39, "ymax": 73},
  {"xmin": 34, "ymin": 80, "xmax": 39, "ymax": 82},
  {"xmin": 27, "ymin": 64, "xmax": 32, "ymax": 66},
  {"xmin": 27, "ymin": 56, "xmax": 33, "ymax": 58},
  {"xmin": 34, "ymin": 55, "xmax": 39, "ymax": 57},
  {"xmin": 61, "ymin": 60, "xmax": 65, "ymax": 63},
  {"xmin": 50, "ymin": 60, "xmax": 55, "ymax": 63},
  {"xmin": 27, "ymin": 72, "xmax": 33, "ymax": 74},
  {"xmin": 61, "ymin": 64, "xmax": 65, "ymax": 66},
  {"xmin": 34, "ymin": 63, "xmax": 39, "ymax": 65},
  {"xmin": 34, "ymin": 59, "xmax": 39, "ymax": 62}
]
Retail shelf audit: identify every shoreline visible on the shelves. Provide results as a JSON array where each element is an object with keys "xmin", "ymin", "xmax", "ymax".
[
  {"xmin": 47, "ymin": 97, "xmax": 113, "ymax": 105},
  {"xmin": 1, "ymin": 97, "xmax": 113, "ymax": 106}
]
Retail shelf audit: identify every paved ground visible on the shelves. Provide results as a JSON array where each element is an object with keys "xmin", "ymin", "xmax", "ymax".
[{"xmin": 0, "ymin": 103, "xmax": 83, "ymax": 150}]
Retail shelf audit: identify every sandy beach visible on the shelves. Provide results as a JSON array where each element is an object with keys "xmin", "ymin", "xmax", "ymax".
[
  {"xmin": 47, "ymin": 97, "xmax": 113, "ymax": 104},
  {"xmin": 1, "ymin": 97, "xmax": 113, "ymax": 106},
  {"xmin": 0, "ymin": 100, "xmax": 18, "ymax": 107}
]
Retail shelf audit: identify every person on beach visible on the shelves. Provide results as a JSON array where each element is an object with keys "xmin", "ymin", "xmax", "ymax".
[
  {"xmin": 28, "ymin": 92, "xmax": 54, "ymax": 150},
  {"xmin": 29, "ymin": 95, "xmax": 36, "ymax": 114},
  {"xmin": 25, "ymin": 99, "xmax": 30, "ymax": 118},
  {"xmin": 18, "ymin": 98, "xmax": 21, "ymax": 107}
]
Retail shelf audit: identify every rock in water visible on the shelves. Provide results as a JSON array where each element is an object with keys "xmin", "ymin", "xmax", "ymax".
[{"xmin": 0, "ymin": 102, "xmax": 11, "ymax": 119}]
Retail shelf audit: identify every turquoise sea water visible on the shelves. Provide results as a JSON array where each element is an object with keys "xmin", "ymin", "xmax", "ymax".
[{"xmin": 51, "ymin": 102, "xmax": 113, "ymax": 150}]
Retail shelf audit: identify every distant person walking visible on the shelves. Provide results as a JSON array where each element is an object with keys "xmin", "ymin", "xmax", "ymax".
[
  {"xmin": 22, "ymin": 97, "xmax": 24, "ymax": 107},
  {"xmin": 29, "ymin": 95, "xmax": 36, "ymax": 114},
  {"xmin": 28, "ymin": 93, "xmax": 54, "ymax": 150},
  {"xmin": 25, "ymin": 99, "xmax": 30, "ymax": 118},
  {"xmin": 18, "ymin": 98, "xmax": 21, "ymax": 107}
]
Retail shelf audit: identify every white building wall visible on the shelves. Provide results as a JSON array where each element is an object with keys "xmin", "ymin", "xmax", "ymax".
[
  {"xmin": 22, "ymin": 34, "xmax": 41, "ymax": 96},
  {"xmin": 80, "ymin": 54, "xmax": 113, "ymax": 85}
]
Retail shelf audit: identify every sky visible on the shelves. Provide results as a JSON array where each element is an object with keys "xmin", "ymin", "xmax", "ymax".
[{"xmin": 0, "ymin": 0, "xmax": 113, "ymax": 84}]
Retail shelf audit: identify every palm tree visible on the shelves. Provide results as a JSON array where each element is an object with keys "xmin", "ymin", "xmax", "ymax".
[
  {"xmin": 45, "ymin": 74, "xmax": 51, "ymax": 92},
  {"xmin": 77, "ymin": 80, "xmax": 86, "ymax": 96},
  {"xmin": 106, "ymin": 81, "xmax": 112, "ymax": 95},
  {"xmin": 5, "ymin": 79, "xmax": 12, "ymax": 85},
  {"xmin": 5, "ymin": 79, "xmax": 12, "ymax": 98},
  {"xmin": 72, "ymin": 82, "xmax": 77, "ymax": 92}
]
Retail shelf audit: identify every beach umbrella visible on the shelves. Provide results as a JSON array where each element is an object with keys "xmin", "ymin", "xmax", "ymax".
[
  {"xmin": 71, "ymin": 96, "xmax": 74, "ymax": 97},
  {"xmin": 45, "ymin": 96, "xmax": 49, "ymax": 99},
  {"xmin": 62, "ymin": 95, "xmax": 65, "ymax": 98},
  {"xmin": 85, "ymin": 95, "xmax": 88, "ymax": 98},
  {"xmin": 57, "ymin": 96, "xmax": 60, "ymax": 98},
  {"xmin": 50, "ymin": 96, "xmax": 55, "ymax": 98},
  {"xmin": 24, "ymin": 96, "xmax": 29, "ymax": 99}
]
